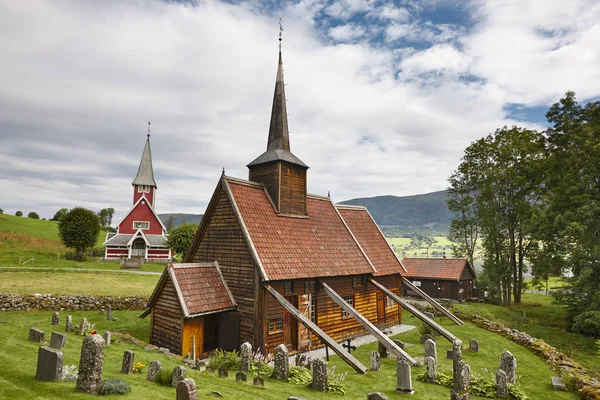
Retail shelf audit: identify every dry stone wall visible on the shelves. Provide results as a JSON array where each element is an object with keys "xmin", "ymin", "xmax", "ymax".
[{"xmin": 0, "ymin": 293, "xmax": 148, "ymax": 311}]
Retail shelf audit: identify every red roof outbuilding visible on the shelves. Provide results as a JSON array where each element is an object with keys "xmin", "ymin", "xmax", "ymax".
[{"xmin": 401, "ymin": 258, "xmax": 475, "ymax": 281}]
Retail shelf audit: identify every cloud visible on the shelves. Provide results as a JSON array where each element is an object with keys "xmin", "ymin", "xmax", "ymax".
[{"xmin": 328, "ymin": 23, "xmax": 366, "ymax": 41}]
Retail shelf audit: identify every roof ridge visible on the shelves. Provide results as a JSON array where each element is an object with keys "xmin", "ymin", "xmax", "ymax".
[
  {"xmin": 225, "ymin": 175, "xmax": 265, "ymax": 188},
  {"xmin": 335, "ymin": 204, "xmax": 368, "ymax": 210}
]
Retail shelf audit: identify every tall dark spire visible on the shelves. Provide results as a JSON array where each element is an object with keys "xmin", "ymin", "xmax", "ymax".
[{"xmin": 266, "ymin": 51, "xmax": 290, "ymax": 152}]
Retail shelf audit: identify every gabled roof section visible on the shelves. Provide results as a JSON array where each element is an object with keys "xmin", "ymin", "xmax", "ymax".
[
  {"xmin": 247, "ymin": 51, "xmax": 308, "ymax": 169},
  {"xmin": 144, "ymin": 262, "xmax": 236, "ymax": 319},
  {"xmin": 114, "ymin": 193, "xmax": 167, "ymax": 233},
  {"xmin": 225, "ymin": 176, "xmax": 375, "ymax": 280},
  {"xmin": 337, "ymin": 205, "xmax": 406, "ymax": 276},
  {"xmin": 132, "ymin": 136, "xmax": 157, "ymax": 187},
  {"xmin": 402, "ymin": 258, "xmax": 475, "ymax": 281}
]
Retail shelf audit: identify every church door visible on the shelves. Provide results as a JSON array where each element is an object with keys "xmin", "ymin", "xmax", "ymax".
[
  {"xmin": 283, "ymin": 296, "xmax": 298, "ymax": 351},
  {"xmin": 132, "ymin": 238, "xmax": 146, "ymax": 257},
  {"xmin": 376, "ymin": 292, "xmax": 386, "ymax": 325},
  {"xmin": 297, "ymin": 294, "xmax": 311, "ymax": 351}
]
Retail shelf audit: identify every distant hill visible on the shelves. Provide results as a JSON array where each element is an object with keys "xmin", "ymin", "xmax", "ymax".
[
  {"xmin": 159, "ymin": 213, "xmax": 203, "ymax": 230},
  {"xmin": 339, "ymin": 190, "xmax": 452, "ymax": 235}
]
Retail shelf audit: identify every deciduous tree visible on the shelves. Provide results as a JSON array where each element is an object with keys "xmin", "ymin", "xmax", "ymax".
[
  {"xmin": 52, "ymin": 208, "xmax": 69, "ymax": 221},
  {"xmin": 27, "ymin": 211, "xmax": 39, "ymax": 219},
  {"xmin": 166, "ymin": 223, "xmax": 197, "ymax": 259},
  {"xmin": 58, "ymin": 207, "xmax": 101, "ymax": 260}
]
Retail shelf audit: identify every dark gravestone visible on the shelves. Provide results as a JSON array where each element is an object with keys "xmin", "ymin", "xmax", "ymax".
[
  {"xmin": 218, "ymin": 367, "xmax": 228, "ymax": 378},
  {"xmin": 106, "ymin": 304, "xmax": 113, "ymax": 321},
  {"xmin": 378, "ymin": 341, "xmax": 388, "ymax": 358},
  {"xmin": 51, "ymin": 312, "xmax": 60, "ymax": 325},
  {"xmin": 29, "ymin": 328, "xmax": 45, "ymax": 343},
  {"xmin": 273, "ymin": 344, "xmax": 289, "ymax": 380},
  {"xmin": 312, "ymin": 358, "xmax": 328, "ymax": 391},
  {"xmin": 469, "ymin": 339, "xmax": 479, "ymax": 352},
  {"xmin": 176, "ymin": 377, "xmax": 198, "ymax": 400},
  {"xmin": 367, "ymin": 393, "xmax": 390, "ymax": 400},
  {"xmin": 392, "ymin": 339, "xmax": 406, "ymax": 349},
  {"xmin": 236, "ymin": 372, "xmax": 247, "ymax": 382},
  {"xmin": 49, "ymin": 331, "xmax": 67, "ymax": 349},
  {"xmin": 35, "ymin": 346, "xmax": 63, "ymax": 381},
  {"xmin": 121, "ymin": 350, "xmax": 134, "ymax": 374},
  {"xmin": 447, "ymin": 350, "xmax": 454, "ymax": 359},
  {"xmin": 253, "ymin": 377, "xmax": 264, "ymax": 386},
  {"xmin": 75, "ymin": 334, "xmax": 104, "ymax": 394}
]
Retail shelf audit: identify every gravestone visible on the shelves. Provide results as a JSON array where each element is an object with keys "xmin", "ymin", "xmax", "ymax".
[
  {"xmin": 106, "ymin": 304, "xmax": 113, "ymax": 321},
  {"xmin": 312, "ymin": 358, "xmax": 328, "ymax": 391},
  {"xmin": 253, "ymin": 377, "xmax": 264, "ymax": 386},
  {"xmin": 78, "ymin": 318, "xmax": 88, "ymax": 336},
  {"xmin": 121, "ymin": 350, "xmax": 134, "ymax": 374},
  {"xmin": 236, "ymin": 372, "xmax": 247, "ymax": 382},
  {"xmin": 172, "ymin": 365, "xmax": 186, "ymax": 388},
  {"xmin": 378, "ymin": 341, "xmax": 388, "ymax": 358},
  {"xmin": 551, "ymin": 376, "xmax": 566, "ymax": 391},
  {"xmin": 425, "ymin": 356, "xmax": 436, "ymax": 383},
  {"xmin": 424, "ymin": 338, "xmax": 437, "ymax": 365},
  {"xmin": 103, "ymin": 331, "xmax": 111, "ymax": 346},
  {"xmin": 49, "ymin": 331, "xmax": 67, "ymax": 349},
  {"xmin": 218, "ymin": 367, "xmax": 228, "ymax": 378},
  {"xmin": 499, "ymin": 351, "xmax": 517, "ymax": 384},
  {"xmin": 446, "ymin": 350, "xmax": 454, "ymax": 359},
  {"xmin": 451, "ymin": 362, "xmax": 471, "ymax": 400},
  {"xmin": 273, "ymin": 344, "xmax": 289, "ymax": 380},
  {"xmin": 367, "ymin": 393, "xmax": 390, "ymax": 400},
  {"xmin": 240, "ymin": 342, "xmax": 252, "ymax": 372},
  {"xmin": 75, "ymin": 333, "xmax": 104, "ymax": 394},
  {"xmin": 424, "ymin": 312, "xmax": 435, "ymax": 319},
  {"xmin": 420, "ymin": 333, "xmax": 435, "ymax": 344},
  {"xmin": 370, "ymin": 351, "xmax": 380, "ymax": 371},
  {"xmin": 147, "ymin": 360, "xmax": 162, "ymax": 382},
  {"xmin": 392, "ymin": 339, "xmax": 406, "ymax": 349},
  {"xmin": 51, "ymin": 312, "xmax": 60, "ymax": 325},
  {"xmin": 29, "ymin": 328, "xmax": 45, "ymax": 343},
  {"xmin": 176, "ymin": 377, "xmax": 198, "ymax": 400},
  {"xmin": 496, "ymin": 369, "xmax": 508, "ymax": 398},
  {"xmin": 469, "ymin": 339, "xmax": 479, "ymax": 352},
  {"xmin": 395, "ymin": 358, "xmax": 414, "ymax": 394},
  {"xmin": 65, "ymin": 315, "xmax": 73, "ymax": 332},
  {"xmin": 296, "ymin": 354, "xmax": 312, "ymax": 369},
  {"xmin": 35, "ymin": 346, "xmax": 63, "ymax": 381},
  {"xmin": 452, "ymin": 339, "xmax": 463, "ymax": 389}
]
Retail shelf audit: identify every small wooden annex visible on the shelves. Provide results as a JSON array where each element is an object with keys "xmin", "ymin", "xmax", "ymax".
[
  {"xmin": 401, "ymin": 257, "xmax": 476, "ymax": 301},
  {"xmin": 142, "ymin": 262, "xmax": 237, "ymax": 358}
]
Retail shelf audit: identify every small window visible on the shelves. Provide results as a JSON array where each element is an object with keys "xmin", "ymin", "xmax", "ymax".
[
  {"xmin": 268, "ymin": 318, "xmax": 283, "ymax": 333},
  {"xmin": 284, "ymin": 281, "xmax": 294, "ymax": 295},
  {"xmin": 137, "ymin": 185, "xmax": 150, "ymax": 193},
  {"xmin": 352, "ymin": 276, "xmax": 364, "ymax": 287},
  {"xmin": 341, "ymin": 295, "xmax": 354, "ymax": 318},
  {"xmin": 386, "ymin": 296, "xmax": 395, "ymax": 308},
  {"xmin": 311, "ymin": 298, "xmax": 317, "ymax": 323},
  {"xmin": 133, "ymin": 221, "xmax": 150, "ymax": 230},
  {"xmin": 304, "ymin": 280, "xmax": 316, "ymax": 293}
]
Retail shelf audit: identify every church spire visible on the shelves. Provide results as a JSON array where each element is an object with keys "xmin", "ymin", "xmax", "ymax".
[
  {"xmin": 132, "ymin": 129, "xmax": 157, "ymax": 188},
  {"xmin": 267, "ymin": 50, "xmax": 290, "ymax": 151}
]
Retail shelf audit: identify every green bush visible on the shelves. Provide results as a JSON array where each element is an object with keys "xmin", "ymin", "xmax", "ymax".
[
  {"xmin": 249, "ymin": 360, "xmax": 273, "ymax": 378},
  {"xmin": 287, "ymin": 366, "xmax": 312, "ymax": 385},
  {"xmin": 416, "ymin": 370, "xmax": 528, "ymax": 399},
  {"xmin": 572, "ymin": 311, "xmax": 600, "ymax": 336},
  {"xmin": 98, "ymin": 378, "xmax": 131, "ymax": 395},
  {"xmin": 207, "ymin": 349, "xmax": 240, "ymax": 372},
  {"xmin": 156, "ymin": 369, "xmax": 174, "ymax": 387}
]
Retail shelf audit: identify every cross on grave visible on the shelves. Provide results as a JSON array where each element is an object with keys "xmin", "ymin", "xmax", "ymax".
[{"xmin": 342, "ymin": 339, "xmax": 356, "ymax": 353}]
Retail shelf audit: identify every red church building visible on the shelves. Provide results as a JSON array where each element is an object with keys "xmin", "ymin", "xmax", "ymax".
[{"xmin": 104, "ymin": 133, "xmax": 172, "ymax": 262}]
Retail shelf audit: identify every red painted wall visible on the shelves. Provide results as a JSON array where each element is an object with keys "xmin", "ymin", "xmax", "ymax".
[
  {"xmin": 119, "ymin": 197, "xmax": 163, "ymax": 235},
  {"xmin": 133, "ymin": 186, "xmax": 155, "ymax": 207}
]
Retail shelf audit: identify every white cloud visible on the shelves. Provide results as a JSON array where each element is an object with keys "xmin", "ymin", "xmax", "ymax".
[
  {"xmin": 399, "ymin": 44, "xmax": 471, "ymax": 77},
  {"xmin": 328, "ymin": 24, "xmax": 366, "ymax": 41}
]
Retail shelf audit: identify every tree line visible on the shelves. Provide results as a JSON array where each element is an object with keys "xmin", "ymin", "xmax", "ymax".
[{"xmin": 448, "ymin": 92, "xmax": 600, "ymax": 334}]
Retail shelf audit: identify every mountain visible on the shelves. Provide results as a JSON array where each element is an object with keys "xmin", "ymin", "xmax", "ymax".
[
  {"xmin": 158, "ymin": 213, "xmax": 203, "ymax": 230},
  {"xmin": 339, "ymin": 190, "xmax": 452, "ymax": 235}
]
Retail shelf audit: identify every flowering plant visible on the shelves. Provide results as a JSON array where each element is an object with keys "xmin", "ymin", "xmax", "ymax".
[{"xmin": 133, "ymin": 361, "xmax": 145, "ymax": 374}]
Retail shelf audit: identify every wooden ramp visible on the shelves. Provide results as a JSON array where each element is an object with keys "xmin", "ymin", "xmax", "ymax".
[
  {"xmin": 264, "ymin": 285, "xmax": 368, "ymax": 374},
  {"xmin": 401, "ymin": 276, "xmax": 464, "ymax": 325},
  {"xmin": 319, "ymin": 281, "xmax": 416, "ymax": 366},
  {"xmin": 369, "ymin": 278, "xmax": 460, "ymax": 344}
]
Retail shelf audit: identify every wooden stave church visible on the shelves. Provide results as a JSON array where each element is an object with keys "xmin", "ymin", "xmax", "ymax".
[{"xmin": 142, "ymin": 45, "xmax": 462, "ymax": 371}]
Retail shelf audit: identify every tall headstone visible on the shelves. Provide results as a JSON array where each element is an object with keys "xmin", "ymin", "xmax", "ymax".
[
  {"xmin": 311, "ymin": 358, "xmax": 328, "ymax": 391},
  {"xmin": 49, "ymin": 331, "xmax": 67, "ymax": 349},
  {"xmin": 78, "ymin": 318, "xmax": 88, "ymax": 336},
  {"xmin": 378, "ymin": 341, "xmax": 388, "ymax": 358},
  {"xmin": 75, "ymin": 333, "xmax": 104, "ymax": 394},
  {"xmin": 106, "ymin": 304, "xmax": 113, "ymax": 321},
  {"xmin": 28, "ymin": 328, "xmax": 45, "ymax": 343},
  {"xmin": 424, "ymin": 338, "xmax": 437, "ymax": 365},
  {"xmin": 65, "ymin": 315, "xmax": 73, "ymax": 332},
  {"xmin": 240, "ymin": 342, "xmax": 252, "ymax": 373},
  {"xmin": 172, "ymin": 365, "xmax": 186, "ymax": 388},
  {"xmin": 35, "ymin": 346, "xmax": 63, "ymax": 381},
  {"xmin": 273, "ymin": 344, "xmax": 289, "ymax": 380},
  {"xmin": 176, "ymin": 377, "xmax": 198, "ymax": 400},
  {"xmin": 469, "ymin": 339, "xmax": 479, "ymax": 352},
  {"xmin": 370, "ymin": 351, "xmax": 380, "ymax": 371},
  {"xmin": 103, "ymin": 331, "xmax": 111, "ymax": 346},
  {"xmin": 51, "ymin": 312, "xmax": 60, "ymax": 325},
  {"xmin": 451, "ymin": 362, "xmax": 471, "ymax": 400},
  {"xmin": 147, "ymin": 360, "xmax": 162, "ymax": 382},
  {"xmin": 496, "ymin": 369, "xmax": 508, "ymax": 398},
  {"xmin": 425, "ymin": 356, "xmax": 436, "ymax": 383},
  {"xmin": 499, "ymin": 351, "xmax": 517, "ymax": 384},
  {"xmin": 395, "ymin": 358, "xmax": 414, "ymax": 394},
  {"xmin": 452, "ymin": 339, "xmax": 462, "ymax": 389},
  {"xmin": 121, "ymin": 350, "xmax": 134, "ymax": 374}
]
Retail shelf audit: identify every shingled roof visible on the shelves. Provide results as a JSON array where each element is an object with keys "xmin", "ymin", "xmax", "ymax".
[
  {"xmin": 145, "ymin": 262, "xmax": 236, "ymax": 318},
  {"xmin": 132, "ymin": 136, "xmax": 157, "ymax": 187},
  {"xmin": 225, "ymin": 177, "xmax": 376, "ymax": 281},
  {"xmin": 337, "ymin": 205, "xmax": 406, "ymax": 277},
  {"xmin": 401, "ymin": 258, "xmax": 475, "ymax": 281}
]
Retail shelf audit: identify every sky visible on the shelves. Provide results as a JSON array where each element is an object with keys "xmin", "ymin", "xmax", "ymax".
[{"xmin": 1, "ymin": 0, "xmax": 600, "ymax": 222}]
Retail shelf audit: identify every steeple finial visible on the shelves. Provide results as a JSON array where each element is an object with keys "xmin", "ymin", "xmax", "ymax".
[
  {"xmin": 147, "ymin": 120, "xmax": 151, "ymax": 138},
  {"xmin": 279, "ymin": 18, "xmax": 283, "ymax": 51}
]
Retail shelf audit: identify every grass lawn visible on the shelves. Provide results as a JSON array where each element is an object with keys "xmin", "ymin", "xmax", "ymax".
[
  {"xmin": 454, "ymin": 293, "xmax": 600, "ymax": 372},
  {"xmin": 0, "ymin": 310, "xmax": 579, "ymax": 399}
]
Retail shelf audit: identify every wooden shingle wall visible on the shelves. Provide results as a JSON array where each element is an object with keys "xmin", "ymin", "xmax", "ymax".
[
  {"xmin": 151, "ymin": 277, "xmax": 183, "ymax": 353},
  {"xmin": 279, "ymin": 163, "xmax": 307, "ymax": 215}
]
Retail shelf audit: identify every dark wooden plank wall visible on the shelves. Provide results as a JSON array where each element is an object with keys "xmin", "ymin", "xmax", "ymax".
[
  {"xmin": 264, "ymin": 275, "xmax": 402, "ymax": 354},
  {"xmin": 279, "ymin": 163, "xmax": 307, "ymax": 215},
  {"xmin": 190, "ymin": 189, "xmax": 256, "ymax": 346},
  {"xmin": 249, "ymin": 163, "xmax": 280, "ymax": 209},
  {"xmin": 151, "ymin": 277, "xmax": 183, "ymax": 354}
]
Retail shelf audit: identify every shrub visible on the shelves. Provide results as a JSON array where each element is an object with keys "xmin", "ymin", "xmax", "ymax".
[
  {"xmin": 133, "ymin": 361, "xmax": 145, "ymax": 374},
  {"xmin": 15, "ymin": 211, "xmax": 22, "ymax": 217},
  {"xmin": 288, "ymin": 366, "xmax": 312, "ymax": 385},
  {"xmin": 166, "ymin": 223, "xmax": 198, "ymax": 259},
  {"xmin": 98, "ymin": 378, "xmax": 131, "ymax": 395},
  {"xmin": 327, "ymin": 366, "xmax": 347, "ymax": 395},
  {"xmin": 27, "ymin": 211, "xmax": 39, "ymax": 219},
  {"xmin": 572, "ymin": 311, "xmax": 600, "ymax": 336},
  {"xmin": 156, "ymin": 369, "xmax": 174, "ymax": 387},
  {"xmin": 208, "ymin": 349, "xmax": 240, "ymax": 372}
]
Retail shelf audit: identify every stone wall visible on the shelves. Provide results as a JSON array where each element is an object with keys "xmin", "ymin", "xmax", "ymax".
[{"xmin": 0, "ymin": 293, "xmax": 148, "ymax": 312}]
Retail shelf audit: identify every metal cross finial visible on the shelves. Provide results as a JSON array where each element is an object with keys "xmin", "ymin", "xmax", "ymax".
[
  {"xmin": 278, "ymin": 18, "xmax": 283, "ymax": 50},
  {"xmin": 147, "ymin": 120, "xmax": 151, "ymax": 138}
]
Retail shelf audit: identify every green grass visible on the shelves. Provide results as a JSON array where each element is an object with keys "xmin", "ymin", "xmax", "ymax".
[
  {"xmin": 455, "ymin": 293, "xmax": 600, "ymax": 371},
  {"xmin": 524, "ymin": 276, "xmax": 568, "ymax": 290},
  {"xmin": 0, "ymin": 310, "xmax": 580, "ymax": 399}
]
